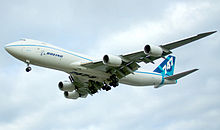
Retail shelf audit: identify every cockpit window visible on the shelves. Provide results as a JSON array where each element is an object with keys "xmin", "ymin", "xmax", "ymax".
[
  {"xmin": 20, "ymin": 38, "xmax": 26, "ymax": 41},
  {"xmin": 19, "ymin": 38, "xmax": 50, "ymax": 45}
]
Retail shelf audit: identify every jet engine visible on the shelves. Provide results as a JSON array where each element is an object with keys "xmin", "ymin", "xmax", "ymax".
[
  {"xmin": 64, "ymin": 91, "xmax": 80, "ymax": 99},
  {"xmin": 103, "ymin": 54, "xmax": 122, "ymax": 67},
  {"xmin": 58, "ymin": 81, "xmax": 75, "ymax": 92},
  {"xmin": 144, "ymin": 44, "xmax": 163, "ymax": 57}
]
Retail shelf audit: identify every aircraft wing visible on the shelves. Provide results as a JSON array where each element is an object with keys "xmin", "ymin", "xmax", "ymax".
[
  {"xmin": 82, "ymin": 31, "xmax": 216, "ymax": 79},
  {"xmin": 160, "ymin": 31, "xmax": 217, "ymax": 50},
  {"xmin": 122, "ymin": 31, "xmax": 216, "ymax": 62}
]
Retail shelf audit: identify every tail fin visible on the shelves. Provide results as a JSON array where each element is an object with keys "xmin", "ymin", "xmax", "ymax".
[{"xmin": 153, "ymin": 55, "xmax": 176, "ymax": 76}]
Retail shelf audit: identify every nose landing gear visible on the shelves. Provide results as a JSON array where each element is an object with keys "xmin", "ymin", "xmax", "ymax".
[
  {"xmin": 26, "ymin": 66, "xmax": 32, "ymax": 72},
  {"xmin": 25, "ymin": 60, "xmax": 32, "ymax": 72}
]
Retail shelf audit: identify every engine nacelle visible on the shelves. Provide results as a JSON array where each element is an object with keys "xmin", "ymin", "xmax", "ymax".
[
  {"xmin": 58, "ymin": 81, "xmax": 75, "ymax": 92},
  {"xmin": 103, "ymin": 54, "xmax": 122, "ymax": 67},
  {"xmin": 64, "ymin": 91, "xmax": 80, "ymax": 99},
  {"xmin": 144, "ymin": 44, "xmax": 163, "ymax": 57}
]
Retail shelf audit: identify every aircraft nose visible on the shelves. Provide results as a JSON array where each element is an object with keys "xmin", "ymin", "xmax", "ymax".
[
  {"xmin": 4, "ymin": 43, "xmax": 14, "ymax": 54},
  {"xmin": 4, "ymin": 42, "xmax": 21, "ymax": 56},
  {"xmin": 5, "ymin": 42, "xmax": 27, "ymax": 60},
  {"xmin": 5, "ymin": 44, "xmax": 10, "ymax": 52}
]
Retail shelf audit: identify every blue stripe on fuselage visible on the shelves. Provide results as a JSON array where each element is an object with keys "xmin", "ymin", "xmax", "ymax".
[
  {"xmin": 160, "ymin": 74, "xmax": 165, "ymax": 85},
  {"xmin": 135, "ymin": 71, "xmax": 162, "ymax": 76},
  {"xmin": 135, "ymin": 70, "xmax": 169, "ymax": 77}
]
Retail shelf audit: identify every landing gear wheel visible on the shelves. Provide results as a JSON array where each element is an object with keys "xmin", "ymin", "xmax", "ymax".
[
  {"xmin": 106, "ymin": 86, "xmax": 111, "ymax": 91},
  {"xmin": 26, "ymin": 67, "xmax": 32, "ymax": 72},
  {"xmin": 102, "ymin": 85, "xmax": 107, "ymax": 90},
  {"xmin": 109, "ymin": 82, "xmax": 113, "ymax": 86},
  {"xmin": 112, "ymin": 83, "xmax": 117, "ymax": 87}
]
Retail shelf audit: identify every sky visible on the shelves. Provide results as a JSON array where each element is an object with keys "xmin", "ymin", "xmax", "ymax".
[{"xmin": 0, "ymin": 0, "xmax": 220, "ymax": 130}]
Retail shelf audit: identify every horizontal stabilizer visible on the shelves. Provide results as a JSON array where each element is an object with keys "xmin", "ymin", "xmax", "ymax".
[{"xmin": 165, "ymin": 69, "xmax": 199, "ymax": 80}]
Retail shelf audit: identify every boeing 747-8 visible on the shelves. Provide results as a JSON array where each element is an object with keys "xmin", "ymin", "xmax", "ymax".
[{"xmin": 4, "ymin": 31, "xmax": 216, "ymax": 99}]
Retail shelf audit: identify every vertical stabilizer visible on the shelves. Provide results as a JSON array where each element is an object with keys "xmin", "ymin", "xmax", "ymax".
[{"xmin": 153, "ymin": 55, "xmax": 176, "ymax": 76}]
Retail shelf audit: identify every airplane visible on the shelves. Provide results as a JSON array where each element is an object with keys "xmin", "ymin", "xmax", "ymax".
[{"xmin": 4, "ymin": 31, "xmax": 216, "ymax": 99}]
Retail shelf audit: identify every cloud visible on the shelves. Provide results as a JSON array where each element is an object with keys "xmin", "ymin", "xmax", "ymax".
[
  {"xmin": 0, "ymin": 0, "xmax": 220, "ymax": 130},
  {"xmin": 90, "ymin": 1, "xmax": 214, "ymax": 55}
]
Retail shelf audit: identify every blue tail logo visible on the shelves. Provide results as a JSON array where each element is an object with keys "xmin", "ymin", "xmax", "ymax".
[{"xmin": 153, "ymin": 55, "xmax": 176, "ymax": 76}]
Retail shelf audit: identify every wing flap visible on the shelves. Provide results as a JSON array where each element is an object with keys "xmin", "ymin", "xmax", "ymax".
[{"xmin": 106, "ymin": 61, "xmax": 140, "ymax": 79}]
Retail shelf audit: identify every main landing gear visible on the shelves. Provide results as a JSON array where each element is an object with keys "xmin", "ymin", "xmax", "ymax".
[
  {"xmin": 88, "ymin": 80, "xmax": 99, "ymax": 94},
  {"xmin": 109, "ymin": 75, "xmax": 119, "ymax": 87},
  {"xmin": 101, "ymin": 83, "xmax": 111, "ymax": 91},
  {"xmin": 101, "ymin": 74, "xmax": 119, "ymax": 91},
  {"xmin": 25, "ymin": 60, "xmax": 32, "ymax": 72}
]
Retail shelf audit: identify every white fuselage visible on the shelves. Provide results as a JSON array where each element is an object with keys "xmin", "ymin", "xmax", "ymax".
[{"xmin": 4, "ymin": 39, "xmax": 175, "ymax": 87}]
